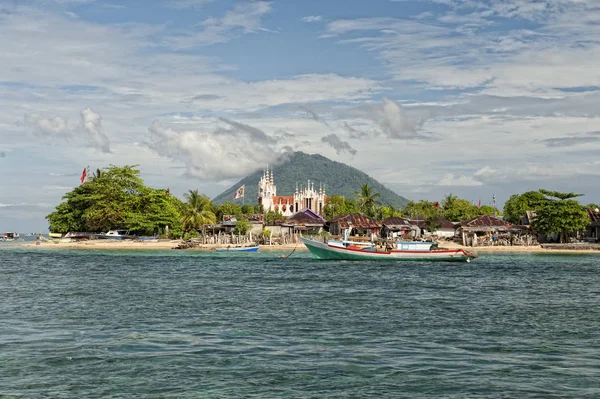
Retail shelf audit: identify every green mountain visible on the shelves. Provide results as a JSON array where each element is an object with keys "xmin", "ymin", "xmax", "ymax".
[{"xmin": 212, "ymin": 152, "xmax": 409, "ymax": 208}]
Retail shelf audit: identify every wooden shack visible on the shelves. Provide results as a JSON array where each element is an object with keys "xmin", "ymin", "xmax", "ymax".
[
  {"xmin": 382, "ymin": 217, "xmax": 419, "ymax": 239},
  {"xmin": 458, "ymin": 215, "xmax": 528, "ymax": 246},
  {"xmin": 326, "ymin": 213, "xmax": 382, "ymax": 237},
  {"xmin": 280, "ymin": 208, "xmax": 325, "ymax": 235}
]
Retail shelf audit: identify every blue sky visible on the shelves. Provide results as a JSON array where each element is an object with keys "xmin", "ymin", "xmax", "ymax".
[{"xmin": 2, "ymin": 0, "xmax": 600, "ymax": 231}]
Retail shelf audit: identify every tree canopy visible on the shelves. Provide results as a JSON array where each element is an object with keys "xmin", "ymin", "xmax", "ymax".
[
  {"xmin": 46, "ymin": 165, "xmax": 184, "ymax": 236},
  {"xmin": 532, "ymin": 190, "xmax": 589, "ymax": 243},
  {"xmin": 503, "ymin": 191, "xmax": 547, "ymax": 223}
]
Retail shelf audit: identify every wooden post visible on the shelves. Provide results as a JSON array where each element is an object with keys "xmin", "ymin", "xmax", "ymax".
[{"xmin": 462, "ymin": 231, "xmax": 466, "ymax": 246}]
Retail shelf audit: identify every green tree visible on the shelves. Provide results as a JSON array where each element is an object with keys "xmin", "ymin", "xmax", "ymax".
[
  {"xmin": 403, "ymin": 200, "xmax": 440, "ymax": 220},
  {"xmin": 126, "ymin": 188, "xmax": 184, "ymax": 237},
  {"xmin": 478, "ymin": 205, "xmax": 496, "ymax": 216},
  {"xmin": 234, "ymin": 219, "xmax": 251, "ymax": 235},
  {"xmin": 375, "ymin": 204, "xmax": 402, "ymax": 220},
  {"xmin": 215, "ymin": 202, "xmax": 242, "ymax": 222},
  {"xmin": 503, "ymin": 191, "xmax": 547, "ymax": 223},
  {"xmin": 323, "ymin": 195, "xmax": 359, "ymax": 219},
  {"xmin": 241, "ymin": 204, "xmax": 255, "ymax": 215},
  {"xmin": 46, "ymin": 165, "xmax": 180, "ymax": 234},
  {"xmin": 355, "ymin": 184, "xmax": 381, "ymax": 217},
  {"xmin": 444, "ymin": 199, "xmax": 479, "ymax": 222},
  {"xmin": 264, "ymin": 210, "xmax": 284, "ymax": 225},
  {"xmin": 442, "ymin": 193, "xmax": 458, "ymax": 211},
  {"xmin": 532, "ymin": 190, "xmax": 589, "ymax": 243},
  {"xmin": 182, "ymin": 189, "xmax": 217, "ymax": 230}
]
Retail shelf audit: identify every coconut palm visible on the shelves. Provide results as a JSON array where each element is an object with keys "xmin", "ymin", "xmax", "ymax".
[
  {"xmin": 442, "ymin": 193, "xmax": 458, "ymax": 211},
  {"xmin": 355, "ymin": 183, "xmax": 381, "ymax": 217},
  {"xmin": 182, "ymin": 189, "xmax": 217, "ymax": 232}
]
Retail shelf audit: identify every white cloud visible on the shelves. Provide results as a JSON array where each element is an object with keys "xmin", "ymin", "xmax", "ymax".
[
  {"xmin": 23, "ymin": 113, "xmax": 70, "ymax": 136},
  {"xmin": 147, "ymin": 120, "xmax": 283, "ymax": 180},
  {"xmin": 164, "ymin": 1, "xmax": 273, "ymax": 48},
  {"xmin": 438, "ymin": 173, "xmax": 483, "ymax": 186},
  {"xmin": 301, "ymin": 15, "xmax": 322, "ymax": 23},
  {"xmin": 167, "ymin": 0, "xmax": 213, "ymax": 8},
  {"xmin": 80, "ymin": 107, "xmax": 110, "ymax": 153},
  {"xmin": 366, "ymin": 98, "xmax": 425, "ymax": 138}
]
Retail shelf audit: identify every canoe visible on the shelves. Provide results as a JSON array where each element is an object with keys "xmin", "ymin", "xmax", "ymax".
[{"xmin": 215, "ymin": 246, "xmax": 260, "ymax": 252}]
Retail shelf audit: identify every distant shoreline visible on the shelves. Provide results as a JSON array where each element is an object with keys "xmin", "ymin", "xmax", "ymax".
[{"xmin": 18, "ymin": 240, "xmax": 600, "ymax": 254}]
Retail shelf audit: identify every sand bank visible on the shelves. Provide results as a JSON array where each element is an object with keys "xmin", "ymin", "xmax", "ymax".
[{"xmin": 22, "ymin": 240, "xmax": 303, "ymax": 251}]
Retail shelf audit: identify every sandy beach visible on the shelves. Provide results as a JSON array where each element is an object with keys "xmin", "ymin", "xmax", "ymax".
[
  {"xmin": 20, "ymin": 239, "xmax": 600, "ymax": 254},
  {"xmin": 22, "ymin": 239, "xmax": 303, "ymax": 252}
]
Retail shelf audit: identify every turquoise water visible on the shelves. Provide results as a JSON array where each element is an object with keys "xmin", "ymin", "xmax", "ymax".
[{"xmin": 1, "ymin": 248, "xmax": 599, "ymax": 398}]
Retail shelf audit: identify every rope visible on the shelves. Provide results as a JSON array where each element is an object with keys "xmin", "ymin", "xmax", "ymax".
[{"xmin": 281, "ymin": 236, "xmax": 301, "ymax": 259}]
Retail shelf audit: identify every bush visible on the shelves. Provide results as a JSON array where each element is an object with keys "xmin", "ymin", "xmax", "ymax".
[{"xmin": 183, "ymin": 229, "xmax": 201, "ymax": 240}]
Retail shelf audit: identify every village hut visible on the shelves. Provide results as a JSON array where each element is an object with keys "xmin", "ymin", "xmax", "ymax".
[
  {"xmin": 408, "ymin": 216, "xmax": 428, "ymax": 236},
  {"xmin": 458, "ymin": 215, "xmax": 528, "ymax": 246},
  {"xmin": 280, "ymin": 208, "xmax": 325, "ymax": 236},
  {"xmin": 430, "ymin": 218, "xmax": 459, "ymax": 239},
  {"xmin": 381, "ymin": 217, "xmax": 419, "ymax": 239},
  {"xmin": 326, "ymin": 213, "xmax": 382, "ymax": 238}
]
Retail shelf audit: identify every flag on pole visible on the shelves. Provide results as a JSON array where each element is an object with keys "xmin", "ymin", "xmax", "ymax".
[
  {"xmin": 80, "ymin": 167, "xmax": 87, "ymax": 184},
  {"xmin": 233, "ymin": 185, "xmax": 245, "ymax": 200},
  {"xmin": 478, "ymin": 199, "xmax": 481, "ymax": 208}
]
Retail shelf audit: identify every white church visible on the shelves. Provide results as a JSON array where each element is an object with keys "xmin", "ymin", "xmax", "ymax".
[{"xmin": 257, "ymin": 167, "xmax": 327, "ymax": 217}]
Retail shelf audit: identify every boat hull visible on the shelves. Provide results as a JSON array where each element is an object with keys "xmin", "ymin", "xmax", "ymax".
[
  {"xmin": 301, "ymin": 237, "xmax": 476, "ymax": 262},
  {"xmin": 215, "ymin": 246, "xmax": 260, "ymax": 252}
]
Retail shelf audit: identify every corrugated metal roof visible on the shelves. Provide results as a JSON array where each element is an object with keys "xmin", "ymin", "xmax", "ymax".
[
  {"xmin": 327, "ymin": 213, "xmax": 382, "ymax": 229},
  {"xmin": 587, "ymin": 208, "xmax": 600, "ymax": 224},
  {"xmin": 462, "ymin": 215, "xmax": 514, "ymax": 228},
  {"xmin": 382, "ymin": 217, "xmax": 413, "ymax": 231}
]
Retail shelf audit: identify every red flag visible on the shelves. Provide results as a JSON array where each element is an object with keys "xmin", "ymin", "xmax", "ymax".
[
  {"xmin": 478, "ymin": 199, "xmax": 481, "ymax": 208},
  {"xmin": 434, "ymin": 202, "xmax": 439, "ymax": 208},
  {"xmin": 80, "ymin": 167, "xmax": 87, "ymax": 184}
]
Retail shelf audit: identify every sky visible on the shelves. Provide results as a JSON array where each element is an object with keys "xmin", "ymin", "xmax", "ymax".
[{"xmin": 1, "ymin": 0, "xmax": 600, "ymax": 232}]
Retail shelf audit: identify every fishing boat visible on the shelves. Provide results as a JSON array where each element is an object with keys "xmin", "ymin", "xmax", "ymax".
[
  {"xmin": 3, "ymin": 232, "xmax": 20, "ymax": 242},
  {"xmin": 301, "ymin": 235, "xmax": 477, "ymax": 262},
  {"xmin": 96, "ymin": 229, "xmax": 132, "ymax": 240},
  {"xmin": 215, "ymin": 246, "xmax": 260, "ymax": 252}
]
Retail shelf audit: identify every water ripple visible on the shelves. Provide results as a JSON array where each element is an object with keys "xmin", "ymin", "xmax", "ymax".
[{"xmin": 1, "ymin": 249, "xmax": 599, "ymax": 397}]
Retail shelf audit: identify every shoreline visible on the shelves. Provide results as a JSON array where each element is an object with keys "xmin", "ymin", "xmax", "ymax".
[{"xmin": 17, "ymin": 240, "xmax": 600, "ymax": 254}]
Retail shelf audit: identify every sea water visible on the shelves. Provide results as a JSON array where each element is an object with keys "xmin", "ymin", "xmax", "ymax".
[{"xmin": 1, "ymin": 247, "xmax": 599, "ymax": 398}]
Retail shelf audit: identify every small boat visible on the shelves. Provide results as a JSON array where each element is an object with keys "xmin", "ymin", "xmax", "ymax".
[
  {"xmin": 96, "ymin": 229, "xmax": 132, "ymax": 240},
  {"xmin": 215, "ymin": 246, "xmax": 260, "ymax": 252},
  {"xmin": 3, "ymin": 232, "xmax": 20, "ymax": 242},
  {"xmin": 301, "ymin": 235, "xmax": 477, "ymax": 262}
]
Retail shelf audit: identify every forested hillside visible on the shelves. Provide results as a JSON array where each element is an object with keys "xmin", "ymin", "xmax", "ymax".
[{"xmin": 212, "ymin": 152, "xmax": 409, "ymax": 208}]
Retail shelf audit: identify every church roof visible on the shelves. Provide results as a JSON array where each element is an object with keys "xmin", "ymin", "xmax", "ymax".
[{"xmin": 272, "ymin": 195, "xmax": 294, "ymax": 204}]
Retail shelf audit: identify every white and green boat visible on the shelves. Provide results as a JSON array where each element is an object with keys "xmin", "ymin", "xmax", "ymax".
[{"xmin": 301, "ymin": 236, "xmax": 478, "ymax": 262}]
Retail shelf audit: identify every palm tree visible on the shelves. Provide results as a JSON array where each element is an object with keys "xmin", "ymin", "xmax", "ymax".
[
  {"xmin": 182, "ymin": 189, "xmax": 216, "ymax": 242},
  {"xmin": 442, "ymin": 193, "xmax": 458, "ymax": 211},
  {"xmin": 355, "ymin": 183, "xmax": 381, "ymax": 217}
]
